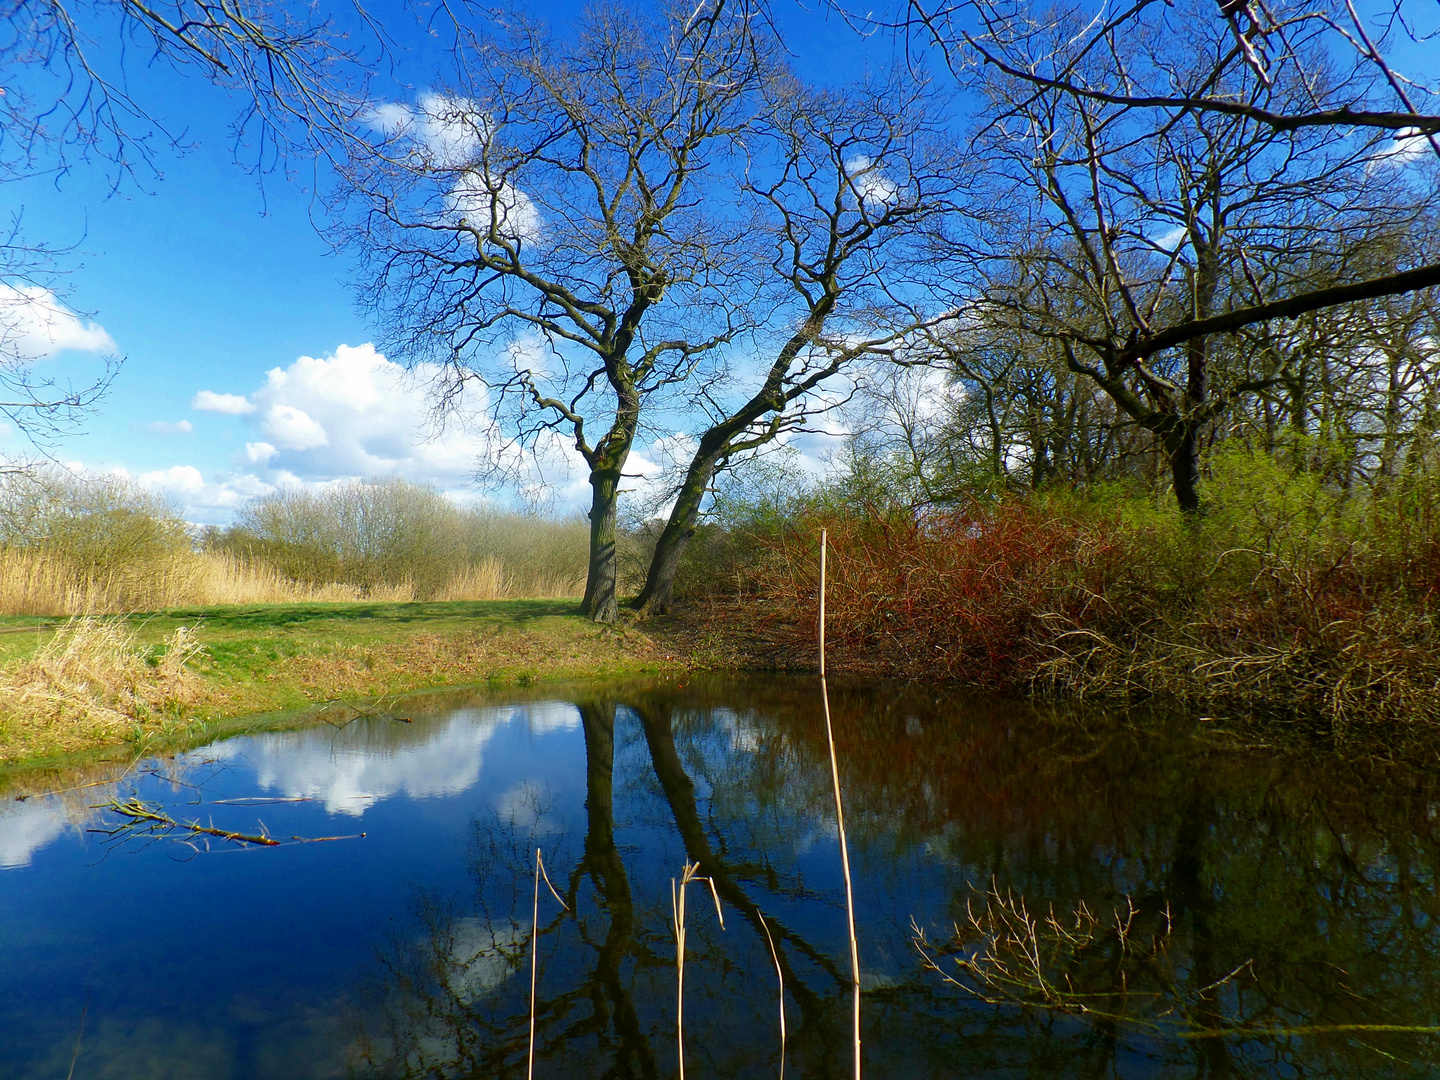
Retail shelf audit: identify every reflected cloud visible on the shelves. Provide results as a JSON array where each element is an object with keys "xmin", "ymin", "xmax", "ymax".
[
  {"xmin": 0, "ymin": 799, "xmax": 70, "ymax": 869},
  {"xmin": 206, "ymin": 702, "xmax": 581, "ymax": 816}
]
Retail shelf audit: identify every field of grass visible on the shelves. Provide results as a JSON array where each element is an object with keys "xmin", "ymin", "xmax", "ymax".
[{"xmin": 0, "ymin": 600, "xmax": 679, "ymax": 770}]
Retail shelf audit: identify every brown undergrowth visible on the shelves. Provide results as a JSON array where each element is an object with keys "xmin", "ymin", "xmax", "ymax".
[{"xmin": 691, "ymin": 488, "xmax": 1440, "ymax": 741}]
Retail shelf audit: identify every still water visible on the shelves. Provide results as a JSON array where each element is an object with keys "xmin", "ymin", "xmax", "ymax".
[{"xmin": 2, "ymin": 677, "xmax": 1438, "ymax": 1078}]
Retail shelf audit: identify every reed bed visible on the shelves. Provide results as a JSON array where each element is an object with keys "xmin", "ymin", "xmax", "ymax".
[
  {"xmin": 0, "ymin": 617, "xmax": 204, "ymax": 760},
  {"xmin": 0, "ymin": 548, "xmax": 585, "ymax": 616}
]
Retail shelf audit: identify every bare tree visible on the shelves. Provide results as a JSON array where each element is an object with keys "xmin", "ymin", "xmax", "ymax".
[
  {"xmin": 927, "ymin": 0, "xmax": 1440, "ymax": 513},
  {"xmin": 632, "ymin": 66, "xmax": 963, "ymax": 613},
  {"xmin": 344, "ymin": 1, "xmax": 770, "ymax": 622}
]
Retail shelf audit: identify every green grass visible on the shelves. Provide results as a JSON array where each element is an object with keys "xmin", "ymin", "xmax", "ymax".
[{"xmin": 0, "ymin": 600, "xmax": 679, "ymax": 770}]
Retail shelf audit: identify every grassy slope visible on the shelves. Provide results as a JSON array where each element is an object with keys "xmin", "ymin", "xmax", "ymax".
[{"xmin": 0, "ymin": 600, "xmax": 680, "ymax": 770}]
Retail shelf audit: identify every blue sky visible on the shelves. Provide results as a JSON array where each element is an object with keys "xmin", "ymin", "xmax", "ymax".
[{"xmin": 0, "ymin": 0, "xmax": 889, "ymax": 523}]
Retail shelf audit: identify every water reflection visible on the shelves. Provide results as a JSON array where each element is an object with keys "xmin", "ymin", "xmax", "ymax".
[
  {"xmin": 348, "ymin": 681, "xmax": 1440, "ymax": 1079},
  {"xmin": 2, "ymin": 678, "xmax": 1438, "ymax": 1079},
  {"xmin": 205, "ymin": 701, "xmax": 582, "ymax": 814}
]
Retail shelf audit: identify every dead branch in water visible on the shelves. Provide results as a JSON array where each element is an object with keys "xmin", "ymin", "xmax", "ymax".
[
  {"xmin": 89, "ymin": 797, "xmax": 364, "ymax": 850},
  {"xmin": 315, "ymin": 696, "xmax": 413, "ymax": 729}
]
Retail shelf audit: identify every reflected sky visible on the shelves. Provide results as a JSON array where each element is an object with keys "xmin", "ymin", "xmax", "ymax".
[{"xmin": 2, "ymin": 678, "xmax": 1438, "ymax": 1079}]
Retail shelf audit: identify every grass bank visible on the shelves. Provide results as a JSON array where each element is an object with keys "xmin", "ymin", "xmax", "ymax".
[{"xmin": 0, "ymin": 600, "xmax": 677, "ymax": 769}]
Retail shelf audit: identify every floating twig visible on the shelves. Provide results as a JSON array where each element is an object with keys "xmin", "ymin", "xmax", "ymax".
[
  {"xmin": 91, "ymin": 797, "xmax": 279, "ymax": 846},
  {"xmin": 88, "ymin": 797, "xmax": 362, "ymax": 850},
  {"xmin": 209, "ymin": 797, "xmax": 314, "ymax": 805},
  {"xmin": 316, "ymin": 696, "xmax": 412, "ymax": 729}
]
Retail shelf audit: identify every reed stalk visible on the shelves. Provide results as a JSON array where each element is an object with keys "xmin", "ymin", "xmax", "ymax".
[
  {"xmin": 759, "ymin": 915, "xmax": 787, "ymax": 1080},
  {"xmin": 528, "ymin": 847, "xmax": 567, "ymax": 1080},
  {"xmin": 818, "ymin": 529, "xmax": 861, "ymax": 1080},
  {"xmin": 671, "ymin": 861, "xmax": 723, "ymax": 1080}
]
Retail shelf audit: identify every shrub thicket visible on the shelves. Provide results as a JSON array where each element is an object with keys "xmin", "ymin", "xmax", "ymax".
[
  {"xmin": 686, "ymin": 447, "xmax": 1440, "ymax": 739},
  {"xmin": 215, "ymin": 478, "xmax": 587, "ymax": 599}
]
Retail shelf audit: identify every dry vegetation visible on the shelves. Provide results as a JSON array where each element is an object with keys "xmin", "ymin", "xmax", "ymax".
[
  {"xmin": 0, "ymin": 471, "xmax": 587, "ymax": 616},
  {"xmin": 0, "ymin": 617, "xmax": 205, "ymax": 761},
  {"xmin": 0, "ymin": 471, "xmax": 630, "ymax": 765},
  {"xmin": 692, "ymin": 450, "xmax": 1440, "ymax": 742}
]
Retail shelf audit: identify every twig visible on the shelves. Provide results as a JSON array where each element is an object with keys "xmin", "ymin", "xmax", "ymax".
[
  {"xmin": 209, "ymin": 797, "xmax": 314, "ymax": 805},
  {"xmin": 65, "ymin": 991, "xmax": 89, "ymax": 1080},
  {"xmin": 88, "ymin": 797, "xmax": 362, "ymax": 849}
]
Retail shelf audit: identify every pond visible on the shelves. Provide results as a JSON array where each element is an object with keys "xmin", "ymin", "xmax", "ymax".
[{"xmin": 2, "ymin": 676, "xmax": 1438, "ymax": 1078}]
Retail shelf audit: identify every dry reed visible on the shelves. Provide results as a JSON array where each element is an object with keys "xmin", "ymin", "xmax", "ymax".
[
  {"xmin": 528, "ymin": 847, "xmax": 568, "ymax": 1080},
  {"xmin": 671, "ymin": 861, "xmax": 724, "ymax": 1080},
  {"xmin": 0, "ymin": 617, "xmax": 204, "ymax": 759},
  {"xmin": 818, "ymin": 529, "xmax": 862, "ymax": 1080},
  {"xmin": 0, "ymin": 548, "xmax": 584, "ymax": 616}
]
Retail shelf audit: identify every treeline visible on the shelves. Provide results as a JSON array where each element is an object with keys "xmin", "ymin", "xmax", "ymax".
[{"xmin": 0, "ymin": 471, "xmax": 587, "ymax": 615}]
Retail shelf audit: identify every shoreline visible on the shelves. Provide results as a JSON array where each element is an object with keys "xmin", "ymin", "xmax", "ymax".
[{"xmin": 0, "ymin": 600, "xmax": 687, "ymax": 774}]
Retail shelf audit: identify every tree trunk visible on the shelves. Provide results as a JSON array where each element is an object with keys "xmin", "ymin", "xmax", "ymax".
[
  {"xmin": 632, "ymin": 446, "xmax": 723, "ymax": 616},
  {"xmin": 581, "ymin": 381, "xmax": 640, "ymax": 624},
  {"xmin": 1168, "ymin": 424, "xmax": 1203, "ymax": 516},
  {"xmin": 582, "ymin": 463, "xmax": 623, "ymax": 623}
]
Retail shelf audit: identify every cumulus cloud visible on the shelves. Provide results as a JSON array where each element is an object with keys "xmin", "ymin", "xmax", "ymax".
[
  {"xmin": 446, "ymin": 171, "xmax": 542, "ymax": 244},
  {"xmin": 369, "ymin": 93, "xmax": 543, "ymax": 246},
  {"xmin": 845, "ymin": 154, "xmax": 899, "ymax": 210},
  {"xmin": 229, "ymin": 343, "xmax": 496, "ymax": 483},
  {"xmin": 137, "ymin": 464, "xmax": 274, "ymax": 513},
  {"xmin": 191, "ymin": 390, "xmax": 255, "ymax": 414},
  {"xmin": 0, "ymin": 799, "xmax": 70, "ymax": 869},
  {"xmin": 0, "ymin": 284, "xmax": 116, "ymax": 361},
  {"xmin": 205, "ymin": 701, "xmax": 581, "ymax": 815},
  {"xmin": 262, "ymin": 403, "xmax": 329, "ymax": 450}
]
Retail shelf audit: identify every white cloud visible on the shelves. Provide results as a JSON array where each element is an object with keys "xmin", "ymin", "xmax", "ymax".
[
  {"xmin": 446, "ymin": 171, "xmax": 542, "ymax": 244},
  {"xmin": 205, "ymin": 700, "xmax": 581, "ymax": 815},
  {"xmin": 845, "ymin": 154, "xmax": 899, "ymax": 210},
  {"xmin": 262, "ymin": 403, "xmax": 330, "ymax": 450},
  {"xmin": 0, "ymin": 799, "xmax": 70, "ymax": 869},
  {"xmin": 367, "ymin": 92, "xmax": 486, "ymax": 169},
  {"xmin": 1370, "ymin": 128, "xmax": 1434, "ymax": 171},
  {"xmin": 145, "ymin": 419, "xmax": 193, "ymax": 435},
  {"xmin": 137, "ymin": 465, "xmax": 274, "ymax": 515},
  {"xmin": 236, "ymin": 342, "xmax": 498, "ymax": 487},
  {"xmin": 191, "ymin": 390, "xmax": 256, "ymax": 414},
  {"xmin": 0, "ymin": 284, "xmax": 116, "ymax": 361}
]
